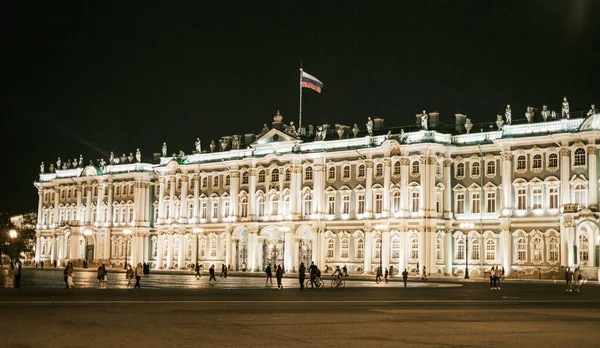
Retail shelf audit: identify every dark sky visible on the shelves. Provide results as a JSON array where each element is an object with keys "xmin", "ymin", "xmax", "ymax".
[{"xmin": 1, "ymin": 1, "xmax": 598, "ymax": 213}]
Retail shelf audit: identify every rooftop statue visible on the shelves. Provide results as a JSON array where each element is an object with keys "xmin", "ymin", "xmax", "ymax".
[
  {"xmin": 79, "ymin": 154, "xmax": 84, "ymax": 168},
  {"xmin": 73, "ymin": 158, "xmax": 78, "ymax": 168},
  {"xmin": 366, "ymin": 117, "xmax": 373, "ymax": 136},
  {"xmin": 525, "ymin": 106, "xmax": 535, "ymax": 123},
  {"xmin": 40, "ymin": 162, "xmax": 44, "ymax": 174},
  {"xmin": 99, "ymin": 158, "xmax": 106, "ymax": 170},
  {"xmin": 66, "ymin": 159, "xmax": 72, "ymax": 169},
  {"xmin": 496, "ymin": 115, "xmax": 504, "ymax": 130},
  {"xmin": 541, "ymin": 105, "xmax": 550, "ymax": 122},
  {"xmin": 421, "ymin": 111, "xmax": 428, "ymax": 130},
  {"xmin": 464, "ymin": 118, "xmax": 472, "ymax": 133},
  {"xmin": 128, "ymin": 152, "xmax": 134, "ymax": 163},
  {"xmin": 232, "ymin": 135, "xmax": 240, "ymax": 149},
  {"xmin": 210, "ymin": 140, "xmax": 216, "ymax": 152},
  {"xmin": 505, "ymin": 105, "xmax": 512, "ymax": 125},
  {"xmin": 121, "ymin": 153, "xmax": 127, "ymax": 163},
  {"xmin": 195, "ymin": 138, "xmax": 201, "ymax": 153},
  {"xmin": 56, "ymin": 157, "xmax": 61, "ymax": 169},
  {"xmin": 562, "ymin": 97, "xmax": 570, "ymax": 118},
  {"xmin": 162, "ymin": 142, "xmax": 167, "ymax": 157},
  {"xmin": 352, "ymin": 123, "xmax": 359, "ymax": 137},
  {"xmin": 315, "ymin": 126, "xmax": 324, "ymax": 141},
  {"xmin": 62, "ymin": 162, "xmax": 68, "ymax": 170},
  {"xmin": 288, "ymin": 121, "xmax": 296, "ymax": 136},
  {"xmin": 135, "ymin": 148, "xmax": 141, "ymax": 162},
  {"xmin": 109, "ymin": 151, "xmax": 115, "ymax": 165},
  {"xmin": 49, "ymin": 163, "xmax": 55, "ymax": 173},
  {"xmin": 588, "ymin": 104, "xmax": 597, "ymax": 117},
  {"xmin": 261, "ymin": 124, "xmax": 269, "ymax": 134}
]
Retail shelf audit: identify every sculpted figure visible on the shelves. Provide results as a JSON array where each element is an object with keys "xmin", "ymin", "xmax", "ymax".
[
  {"xmin": 79, "ymin": 154, "xmax": 83, "ymax": 167},
  {"xmin": 262, "ymin": 124, "xmax": 269, "ymax": 134},
  {"xmin": 561, "ymin": 97, "xmax": 570, "ymax": 118},
  {"xmin": 109, "ymin": 151, "xmax": 115, "ymax": 164},
  {"xmin": 128, "ymin": 152, "xmax": 134, "ymax": 163},
  {"xmin": 366, "ymin": 117, "xmax": 373, "ymax": 136},
  {"xmin": 162, "ymin": 142, "xmax": 167, "ymax": 157},
  {"xmin": 56, "ymin": 157, "xmax": 62, "ymax": 169},
  {"xmin": 135, "ymin": 148, "xmax": 141, "ymax": 162},
  {"xmin": 505, "ymin": 104, "xmax": 512, "ymax": 125},
  {"xmin": 72, "ymin": 158, "xmax": 78, "ymax": 168},
  {"xmin": 421, "ymin": 111, "xmax": 428, "ymax": 130},
  {"xmin": 49, "ymin": 163, "xmax": 55, "ymax": 173},
  {"xmin": 195, "ymin": 138, "xmax": 201, "ymax": 153},
  {"xmin": 541, "ymin": 105, "xmax": 550, "ymax": 121},
  {"xmin": 40, "ymin": 162, "xmax": 44, "ymax": 174},
  {"xmin": 209, "ymin": 140, "xmax": 216, "ymax": 152},
  {"xmin": 288, "ymin": 121, "xmax": 296, "ymax": 135},
  {"xmin": 525, "ymin": 106, "xmax": 535, "ymax": 123},
  {"xmin": 588, "ymin": 104, "xmax": 597, "ymax": 117},
  {"xmin": 352, "ymin": 123, "xmax": 359, "ymax": 137}
]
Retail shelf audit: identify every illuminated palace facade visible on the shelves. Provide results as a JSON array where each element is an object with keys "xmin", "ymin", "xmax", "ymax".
[{"xmin": 34, "ymin": 108, "xmax": 600, "ymax": 278}]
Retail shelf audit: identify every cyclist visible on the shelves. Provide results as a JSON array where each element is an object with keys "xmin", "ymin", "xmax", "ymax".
[
  {"xmin": 332, "ymin": 265, "xmax": 344, "ymax": 287},
  {"xmin": 342, "ymin": 264, "xmax": 348, "ymax": 276}
]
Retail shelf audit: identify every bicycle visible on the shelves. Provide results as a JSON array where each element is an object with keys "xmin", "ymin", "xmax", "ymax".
[
  {"xmin": 330, "ymin": 276, "xmax": 345, "ymax": 288},
  {"xmin": 306, "ymin": 277, "xmax": 324, "ymax": 289}
]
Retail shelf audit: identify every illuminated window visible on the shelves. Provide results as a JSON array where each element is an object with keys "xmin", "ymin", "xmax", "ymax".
[
  {"xmin": 340, "ymin": 238, "xmax": 349, "ymax": 258},
  {"xmin": 410, "ymin": 238, "xmax": 419, "ymax": 259},
  {"xmin": 549, "ymin": 187, "xmax": 559, "ymax": 209},
  {"xmin": 327, "ymin": 238, "xmax": 334, "ymax": 258},
  {"xmin": 471, "ymin": 192, "xmax": 480, "ymax": 214},
  {"xmin": 327, "ymin": 195, "xmax": 335, "ymax": 215},
  {"xmin": 342, "ymin": 195, "xmax": 350, "ymax": 214},
  {"xmin": 486, "ymin": 192, "xmax": 496, "ymax": 213},
  {"xmin": 548, "ymin": 237, "xmax": 559, "ymax": 261},
  {"xmin": 485, "ymin": 239, "xmax": 496, "ymax": 260},
  {"xmin": 356, "ymin": 238, "xmax": 364, "ymax": 258},
  {"xmin": 471, "ymin": 239, "xmax": 480, "ymax": 260},
  {"xmin": 374, "ymin": 193, "xmax": 383, "ymax": 214},
  {"xmin": 456, "ymin": 193, "xmax": 465, "ymax": 214},
  {"xmin": 358, "ymin": 165, "xmax": 365, "ymax": 178},
  {"xmin": 242, "ymin": 172, "xmax": 249, "ymax": 184},
  {"xmin": 328, "ymin": 167, "xmax": 336, "ymax": 180},
  {"xmin": 456, "ymin": 239, "xmax": 464, "ymax": 260},
  {"xmin": 517, "ymin": 238, "xmax": 527, "ymax": 261},
  {"xmin": 487, "ymin": 161, "xmax": 496, "ymax": 175},
  {"xmin": 574, "ymin": 148, "xmax": 586, "ymax": 166},
  {"xmin": 532, "ymin": 187, "xmax": 543, "ymax": 209},
  {"xmin": 532, "ymin": 237, "xmax": 543, "ymax": 261},
  {"xmin": 471, "ymin": 162, "xmax": 480, "ymax": 177},
  {"xmin": 579, "ymin": 235, "xmax": 589, "ymax": 265},
  {"xmin": 375, "ymin": 163, "xmax": 383, "ymax": 177},
  {"xmin": 343, "ymin": 166, "xmax": 350, "ymax": 179},
  {"xmin": 456, "ymin": 163, "xmax": 465, "ymax": 177},
  {"xmin": 285, "ymin": 169, "xmax": 290, "ymax": 181},
  {"xmin": 357, "ymin": 194, "xmax": 365, "ymax": 214},
  {"xmin": 393, "ymin": 161, "xmax": 401, "ymax": 175},
  {"xmin": 411, "ymin": 161, "xmax": 420, "ymax": 175},
  {"xmin": 374, "ymin": 238, "xmax": 381, "ymax": 259}
]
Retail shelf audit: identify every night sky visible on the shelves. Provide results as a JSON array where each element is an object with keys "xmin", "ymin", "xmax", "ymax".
[{"xmin": 1, "ymin": 1, "xmax": 598, "ymax": 213}]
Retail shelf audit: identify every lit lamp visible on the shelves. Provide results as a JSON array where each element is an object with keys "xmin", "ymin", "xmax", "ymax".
[
  {"xmin": 123, "ymin": 229, "xmax": 132, "ymax": 269},
  {"xmin": 9, "ymin": 229, "xmax": 18, "ymax": 262},
  {"xmin": 459, "ymin": 222, "xmax": 474, "ymax": 279},
  {"xmin": 193, "ymin": 228, "xmax": 203, "ymax": 270}
]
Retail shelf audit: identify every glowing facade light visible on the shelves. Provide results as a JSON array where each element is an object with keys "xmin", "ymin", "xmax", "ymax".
[{"xmin": 9, "ymin": 229, "xmax": 18, "ymax": 239}]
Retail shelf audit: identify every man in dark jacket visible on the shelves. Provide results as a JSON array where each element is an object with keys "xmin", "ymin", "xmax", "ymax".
[
  {"xmin": 276, "ymin": 265, "xmax": 284, "ymax": 289},
  {"xmin": 299, "ymin": 262, "xmax": 306, "ymax": 290},
  {"xmin": 402, "ymin": 269, "xmax": 409, "ymax": 288},
  {"xmin": 309, "ymin": 261, "xmax": 318, "ymax": 288},
  {"xmin": 265, "ymin": 263, "xmax": 273, "ymax": 285}
]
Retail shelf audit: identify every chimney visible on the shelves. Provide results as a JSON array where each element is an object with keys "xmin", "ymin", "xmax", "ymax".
[
  {"xmin": 373, "ymin": 117, "xmax": 384, "ymax": 131},
  {"xmin": 455, "ymin": 113, "xmax": 467, "ymax": 133},
  {"xmin": 428, "ymin": 112, "xmax": 439, "ymax": 129}
]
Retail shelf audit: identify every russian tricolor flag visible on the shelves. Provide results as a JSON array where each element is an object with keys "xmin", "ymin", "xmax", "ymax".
[{"xmin": 301, "ymin": 71, "xmax": 323, "ymax": 93}]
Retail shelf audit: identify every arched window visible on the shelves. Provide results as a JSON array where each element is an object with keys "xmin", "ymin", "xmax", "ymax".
[
  {"xmin": 393, "ymin": 161, "xmax": 401, "ymax": 175},
  {"xmin": 225, "ymin": 175, "xmax": 230, "ymax": 186},
  {"xmin": 471, "ymin": 162, "xmax": 480, "ymax": 176},
  {"xmin": 358, "ymin": 165, "xmax": 365, "ymax": 178},
  {"xmin": 548, "ymin": 153, "xmax": 558, "ymax": 168},
  {"xmin": 269, "ymin": 194, "xmax": 279, "ymax": 215},
  {"xmin": 328, "ymin": 167, "xmax": 336, "ymax": 180},
  {"xmin": 305, "ymin": 167, "xmax": 313, "ymax": 180},
  {"xmin": 572, "ymin": 183, "xmax": 588, "ymax": 207},
  {"xmin": 356, "ymin": 238, "xmax": 364, "ymax": 258},
  {"xmin": 485, "ymin": 239, "xmax": 495, "ymax": 260},
  {"xmin": 392, "ymin": 239, "xmax": 400, "ymax": 259},
  {"xmin": 210, "ymin": 238, "xmax": 217, "ymax": 257},
  {"xmin": 285, "ymin": 169, "xmax": 291, "ymax": 181},
  {"xmin": 410, "ymin": 238, "xmax": 419, "ymax": 259},
  {"xmin": 239, "ymin": 197, "xmax": 248, "ymax": 218},
  {"xmin": 517, "ymin": 238, "xmax": 527, "ymax": 261},
  {"xmin": 256, "ymin": 196, "xmax": 265, "ymax": 217},
  {"xmin": 456, "ymin": 163, "xmax": 465, "ymax": 177},
  {"xmin": 411, "ymin": 161, "xmax": 420, "ymax": 175},
  {"xmin": 579, "ymin": 235, "xmax": 589, "ymax": 265},
  {"xmin": 392, "ymin": 191, "xmax": 401, "ymax": 213},
  {"xmin": 486, "ymin": 161, "xmax": 496, "ymax": 175},
  {"xmin": 271, "ymin": 169, "xmax": 279, "ymax": 182},
  {"xmin": 574, "ymin": 148, "xmax": 586, "ymax": 166},
  {"xmin": 340, "ymin": 238, "xmax": 349, "ymax": 258},
  {"xmin": 471, "ymin": 239, "xmax": 480, "ymax": 260},
  {"xmin": 258, "ymin": 170, "xmax": 266, "ymax": 183},
  {"xmin": 327, "ymin": 238, "xmax": 334, "ymax": 258},
  {"xmin": 548, "ymin": 237, "xmax": 559, "ymax": 261},
  {"xmin": 375, "ymin": 163, "xmax": 383, "ymax": 177},
  {"xmin": 343, "ymin": 165, "xmax": 350, "ymax": 179},
  {"xmin": 517, "ymin": 155, "xmax": 526, "ymax": 170},
  {"xmin": 374, "ymin": 237, "xmax": 381, "ymax": 259},
  {"xmin": 532, "ymin": 154, "xmax": 542, "ymax": 169},
  {"xmin": 302, "ymin": 193, "xmax": 312, "ymax": 216},
  {"xmin": 242, "ymin": 172, "xmax": 249, "ymax": 184}
]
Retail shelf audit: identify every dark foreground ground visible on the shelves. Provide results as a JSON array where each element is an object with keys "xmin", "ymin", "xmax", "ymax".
[{"xmin": 1, "ymin": 269, "xmax": 599, "ymax": 347}]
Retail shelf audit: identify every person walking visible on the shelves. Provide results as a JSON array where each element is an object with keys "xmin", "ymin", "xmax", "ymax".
[
  {"xmin": 389, "ymin": 265, "xmax": 394, "ymax": 278},
  {"xmin": 384, "ymin": 268, "xmax": 389, "ymax": 283},
  {"xmin": 299, "ymin": 262, "xmax": 306, "ymax": 290},
  {"xmin": 13, "ymin": 262, "xmax": 22, "ymax": 288},
  {"xmin": 195, "ymin": 264, "xmax": 201, "ymax": 280},
  {"xmin": 342, "ymin": 264, "xmax": 348, "ymax": 276},
  {"xmin": 63, "ymin": 263, "xmax": 70, "ymax": 289},
  {"xmin": 565, "ymin": 267, "xmax": 573, "ymax": 292},
  {"xmin": 97, "ymin": 265, "xmax": 104, "ymax": 288},
  {"xmin": 134, "ymin": 262, "xmax": 143, "ymax": 289},
  {"xmin": 402, "ymin": 268, "xmax": 409, "ymax": 288},
  {"xmin": 494, "ymin": 266, "xmax": 501, "ymax": 290},
  {"xmin": 265, "ymin": 263, "xmax": 273, "ymax": 285},
  {"xmin": 67, "ymin": 262, "xmax": 75, "ymax": 289},
  {"xmin": 490, "ymin": 266, "xmax": 496, "ymax": 290},
  {"xmin": 573, "ymin": 268, "xmax": 582, "ymax": 293},
  {"xmin": 421, "ymin": 266, "xmax": 428, "ymax": 280},
  {"xmin": 220, "ymin": 264, "xmax": 226, "ymax": 278},
  {"xmin": 126, "ymin": 264, "xmax": 134, "ymax": 287},
  {"xmin": 100, "ymin": 264, "xmax": 108, "ymax": 289},
  {"xmin": 209, "ymin": 264, "xmax": 217, "ymax": 283},
  {"xmin": 375, "ymin": 266, "xmax": 382, "ymax": 283},
  {"xmin": 276, "ymin": 265, "xmax": 284, "ymax": 290}
]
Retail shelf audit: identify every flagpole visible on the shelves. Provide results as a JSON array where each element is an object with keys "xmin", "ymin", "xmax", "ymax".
[{"xmin": 299, "ymin": 67, "xmax": 303, "ymax": 132}]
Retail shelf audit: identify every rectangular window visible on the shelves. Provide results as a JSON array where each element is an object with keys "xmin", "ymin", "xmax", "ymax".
[
  {"xmin": 411, "ymin": 192, "xmax": 419, "ymax": 213},
  {"xmin": 472, "ymin": 192, "xmax": 480, "ymax": 214},
  {"xmin": 342, "ymin": 195, "xmax": 350, "ymax": 214},
  {"xmin": 327, "ymin": 196, "xmax": 335, "ymax": 215},
  {"xmin": 374, "ymin": 193, "xmax": 383, "ymax": 214},
  {"xmin": 341, "ymin": 239, "xmax": 349, "ymax": 258},
  {"xmin": 223, "ymin": 200, "xmax": 230, "ymax": 217},
  {"xmin": 357, "ymin": 194, "xmax": 365, "ymax": 214},
  {"xmin": 486, "ymin": 192, "xmax": 496, "ymax": 213},
  {"xmin": 456, "ymin": 193, "xmax": 465, "ymax": 214},
  {"xmin": 327, "ymin": 239, "xmax": 334, "ymax": 258},
  {"xmin": 549, "ymin": 187, "xmax": 559, "ymax": 209},
  {"xmin": 201, "ymin": 201, "xmax": 207, "ymax": 219},
  {"xmin": 532, "ymin": 187, "xmax": 543, "ymax": 209},
  {"xmin": 516, "ymin": 188, "xmax": 527, "ymax": 210}
]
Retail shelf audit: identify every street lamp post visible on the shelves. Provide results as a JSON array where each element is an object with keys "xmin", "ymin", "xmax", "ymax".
[
  {"xmin": 9, "ymin": 229, "xmax": 18, "ymax": 263},
  {"xmin": 460, "ymin": 222, "xmax": 474, "ymax": 279},
  {"xmin": 193, "ymin": 228, "xmax": 203, "ymax": 270},
  {"xmin": 123, "ymin": 229, "xmax": 131, "ymax": 269}
]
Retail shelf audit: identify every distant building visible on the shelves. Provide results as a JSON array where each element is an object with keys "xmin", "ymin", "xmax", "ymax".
[{"xmin": 33, "ymin": 105, "xmax": 600, "ymax": 279}]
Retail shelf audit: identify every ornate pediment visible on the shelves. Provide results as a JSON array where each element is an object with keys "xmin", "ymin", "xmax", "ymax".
[{"xmin": 253, "ymin": 128, "xmax": 298, "ymax": 145}]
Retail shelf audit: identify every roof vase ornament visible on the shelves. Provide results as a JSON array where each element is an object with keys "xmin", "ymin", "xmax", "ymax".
[
  {"xmin": 72, "ymin": 158, "xmax": 78, "ymax": 168},
  {"xmin": 496, "ymin": 115, "xmax": 504, "ymax": 130},
  {"xmin": 288, "ymin": 121, "xmax": 296, "ymax": 136},
  {"xmin": 336, "ymin": 124, "xmax": 345, "ymax": 139},
  {"xmin": 464, "ymin": 118, "xmax": 473, "ymax": 133},
  {"xmin": 541, "ymin": 105, "xmax": 550, "ymax": 121},
  {"xmin": 210, "ymin": 140, "xmax": 216, "ymax": 152},
  {"xmin": 525, "ymin": 106, "xmax": 535, "ymax": 123},
  {"xmin": 128, "ymin": 152, "xmax": 134, "ymax": 163},
  {"xmin": 49, "ymin": 163, "xmax": 55, "ymax": 173},
  {"xmin": 232, "ymin": 135, "xmax": 241, "ymax": 149},
  {"xmin": 120, "ymin": 153, "xmax": 127, "ymax": 163},
  {"xmin": 352, "ymin": 123, "xmax": 359, "ymax": 137},
  {"xmin": 562, "ymin": 97, "xmax": 570, "ymax": 118},
  {"xmin": 220, "ymin": 138, "xmax": 229, "ymax": 151}
]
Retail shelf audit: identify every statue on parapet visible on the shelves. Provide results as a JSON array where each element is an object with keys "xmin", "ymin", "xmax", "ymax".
[
  {"xmin": 99, "ymin": 158, "xmax": 106, "ymax": 170},
  {"xmin": 505, "ymin": 104, "xmax": 512, "ymax": 125},
  {"xmin": 561, "ymin": 97, "xmax": 570, "ymax": 118},
  {"xmin": 162, "ymin": 142, "xmax": 167, "ymax": 157},
  {"xmin": 288, "ymin": 121, "xmax": 296, "ymax": 136},
  {"xmin": 135, "ymin": 148, "xmax": 141, "ymax": 162},
  {"xmin": 421, "ymin": 111, "xmax": 428, "ymax": 130},
  {"xmin": 195, "ymin": 138, "xmax": 201, "ymax": 153},
  {"xmin": 40, "ymin": 162, "xmax": 44, "ymax": 174},
  {"xmin": 352, "ymin": 123, "xmax": 359, "ymax": 138},
  {"xmin": 109, "ymin": 151, "xmax": 115, "ymax": 165},
  {"xmin": 541, "ymin": 105, "xmax": 550, "ymax": 122},
  {"xmin": 366, "ymin": 117, "xmax": 373, "ymax": 136},
  {"xmin": 49, "ymin": 163, "xmax": 55, "ymax": 173},
  {"xmin": 56, "ymin": 157, "xmax": 62, "ymax": 169},
  {"xmin": 588, "ymin": 104, "xmax": 597, "ymax": 117},
  {"xmin": 72, "ymin": 158, "xmax": 78, "ymax": 168},
  {"xmin": 79, "ymin": 154, "xmax": 84, "ymax": 168}
]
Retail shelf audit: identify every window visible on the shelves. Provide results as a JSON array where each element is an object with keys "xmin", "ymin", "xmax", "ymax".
[
  {"xmin": 305, "ymin": 167, "xmax": 313, "ymax": 180},
  {"xmin": 358, "ymin": 165, "xmax": 365, "ymax": 178},
  {"xmin": 516, "ymin": 188, "xmax": 527, "ymax": 210},
  {"xmin": 212, "ymin": 200, "xmax": 219, "ymax": 219},
  {"xmin": 532, "ymin": 154, "xmax": 542, "ymax": 169},
  {"xmin": 549, "ymin": 237, "xmax": 559, "ymax": 262},
  {"xmin": 223, "ymin": 200, "xmax": 230, "ymax": 217},
  {"xmin": 572, "ymin": 183, "xmax": 587, "ymax": 208},
  {"xmin": 393, "ymin": 161, "xmax": 401, "ymax": 175},
  {"xmin": 456, "ymin": 193, "xmax": 465, "ymax": 214},
  {"xmin": 436, "ymin": 238, "xmax": 442, "ymax": 259},
  {"xmin": 374, "ymin": 238, "xmax": 381, "ymax": 259},
  {"xmin": 271, "ymin": 169, "xmax": 279, "ymax": 182},
  {"xmin": 471, "ymin": 192, "xmax": 481, "ymax": 214},
  {"xmin": 270, "ymin": 195, "xmax": 279, "ymax": 215},
  {"xmin": 239, "ymin": 197, "xmax": 248, "ymax": 218},
  {"xmin": 327, "ymin": 195, "xmax": 335, "ymax": 215},
  {"xmin": 328, "ymin": 167, "xmax": 336, "ymax": 180},
  {"xmin": 549, "ymin": 187, "xmax": 559, "ymax": 209},
  {"xmin": 258, "ymin": 170, "xmax": 266, "ymax": 183},
  {"xmin": 456, "ymin": 239, "xmax": 465, "ymax": 260},
  {"xmin": 242, "ymin": 172, "xmax": 249, "ymax": 184},
  {"xmin": 456, "ymin": 163, "xmax": 465, "ymax": 177},
  {"xmin": 517, "ymin": 155, "xmax": 526, "ymax": 170},
  {"xmin": 285, "ymin": 169, "xmax": 291, "ymax": 181},
  {"xmin": 302, "ymin": 193, "xmax": 312, "ymax": 216},
  {"xmin": 340, "ymin": 238, "xmax": 349, "ymax": 258},
  {"xmin": 486, "ymin": 161, "xmax": 496, "ymax": 175},
  {"xmin": 410, "ymin": 238, "xmax": 419, "ymax": 259},
  {"xmin": 375, "ymin": 163, "xmax": 383, "ymax": 177},
  {"xmin": 411, "ymin": 191, "xmax": 419, "ymax": 213},
  {"xmin": 486, "ymin": 191, "xmax": 496, "ymax": 213},
  {"xmin": 485, "ymin": 239, "xmax": 496, "ymax": 260},
  {"xmin": 531, "ymin": 187, "xmax": 543, "ymax": 209},
  {"xmin": 471, "ymin": 162, "xmax": 480, "ymax": 177},
  {"xmin": 579, "ymin": 235, "xmax": 589, "ymax": 265},
  {"xmin": 532, "ymin": 237, "xmax": 543, "ymax": 261},
  {"xmin": 343, "ymin": 166, "xmax": 350, "ymax": 179},
  {"xmin": 411, "ymin": 161, "xmax": 420, "ymax": 175},
  {"xmin": 356, "ymin": 238, "xmax": 364, "ymax": 258},
  {"xmin": 357, "ymin": 194, "xmax": 365, "ymax": 215},
  {"xmin": 574, "ymin": 148, "xmax": 586, "ymax": 166},
  {"xmin": 548, "ymin": 153, "xmax": 558, "ymax": 169},
  {"xmin": 327, "ymin": 239, "xmax": 334, "ymax": 258},
  {"xmin": 210, "ymin": 238, "xmax": 217, "ymax": 257},
  {"xmin": 471, "ymin": 239, "xmax": 480, "ymax": 260},
  {"xmin": 374, "ymin": 193, "xmax": 383, "ymax": 214},
  {"xmin": 392, "ymin": 191, "xmax": 401, "ymax": 213},
  {"xmin": 213, "ymin": 176, "xmax": 219, "ymax": 188},
  {"xmin": 342, "ymin": 195, "xmax": 350, "ymax": 214},
  {"xmin": 202, "ymin": 177, "xmax": 208, "ymax": 188},
  {"xmin": 517, "ymin": 238, "xmax": 527, "ymax": 261},
  {"xmin": 436, "ymin": 191, "xmax": 442, "ymax": 213},
  {"xmin": 282, "ymin": 195, "xmax": 290, "ymax": 215},
  {"xmin": 257, "ymin": 196, "xmax": 265, "ymax": 217},
  {"xmin": 200, "ymin": 201, "xmax": 207, "ymax": 219}
]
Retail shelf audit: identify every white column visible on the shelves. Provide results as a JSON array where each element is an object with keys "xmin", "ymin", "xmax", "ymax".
[
  {"xmin": 400, "ymin": 158, "xmax": 409, "ymax": 216},
  {"xmin": 566, "ymin": 224, "xmax": 575, "ymax": 267},
  {"xmin": 106, "ymin": 184, "xmax": 113, "ymax": 225},
  {"xmin": 319, "ymin": 231, "xmax": 326, "ymax": 270},
  {"xmin": 311, "ymin": 229, "xmax": 319, "ymax": 265},
  {"xmin": 75, "ymin": 186, "xmax": 82, "ymax": 222},
  {"xmin": 180, "ymin": 176, "xmax": 189, "ymax": 220},
  {"xmin": 443, "ymin": 159, "xmax": 452, "ymax": 219},
  {"xmin": 158, "ymin": 177, "xmax": 166, "ymax": 222},
  {"xmin": 69, "ymin": 231, "xmax": 80, "ymax": 260},
  {"xmin": 444, "ymin": 230, "xmax": 453, "ymax": 275},
  {"xmin": 177, "ymin": 233, "xmax": 184, "ymax": 269},
  {"xmin": 166, "ymin": 234, "xmax": 173, "ymax": 269},
  {"xmin": 53, "ymin": 188, "xmax": 60, "ymax": 224},
  {"xmin": 291, "ymin": 163, "xmax": 301, "ymax": 220},
  {"xmin": 398, "ymin": 231, "xmax": 406, "ymax": 272},
  {"xmin": 193, "ymin": 175, "xmax": 200, "ymax": 220},
  {"xmin": 312, "ymin": 163, "xmax": 322, "ymax": 215},
  {"xmin": 35, "ymin": 234, "xmax": 41, "ymax": 262},
  {"xmin": 230, "ymin": 170, "xmax": 239, "ymax": 218},
  {"xmin": 588, "ymin": 146, "xmax": 597, "ymax": 208},
  {"xmin": 96, "ymin": 183, "xmax": 105, "ymax": 224},
  {"xmin": 383, "ymin": 159, "xmax": 391, "ymax": 216},
  {"xmin": 363, "ymin": 230, "xmax": 372, "ymax": 273},
  {"xmin": 382, "ymin": 230, "xmax": 390, "ymax": 271},
  {"xmin": 418, "ymin": 229, "xmax": 426, "ymax": 272},
  {"xmin": 502, "ymin": 152, "xmax": 513, "ymax": 216},
  {"xmin": 256, "ymin": 236, "xmax": 264, "ymax": 271},
  {"xmin": 293, "ymin": 238, "xmax": 300, "ymax": 271},
  {"xmin": 36, "ymin": 189, "xmax": 43, "ymax": 225},
  {"xmin": 225, "ymin": 232, "xmax": 231, "ymax": 268},
  {"xmin": 155, "ymin": 233, "xmax": 163, "ymax": 269},
  {"xmin": 249, "ymin": 169, "xmax": 257, "ymax": 219},
  {"xmin": 284, "ymin": 230, "xmax": 293, "ymax": 272},
  {"xmin": 560, "ymin": 147, "xmax": 571, "ymax": 205},
  {"xmin": 248, "ymin": 232, "xmax": 256, "ymax": 271},
  {"xmin": 365, "ymin": 160, "xmax": 373, "ymax": 218},
  {"xmin": 501, "ymin": 229, "xmax": 512, "ymax": 276},
  {"xmin": 419, "ymin": 157, "xmax": 427, "ymax": 212},
  {"xmin": 85, "ymin": 185, "xmax": 92, "ymax": 224},
  {"xmin": 51, "ymin": 234, "xmax": 57, "ymax": 263},
  {"xmin": 169, "ymin": 177, "xmax": 176, "ymax": 221},
  {"xmin": 103, "ymin": 231, "xmax": 110, "ymax": 262}
]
